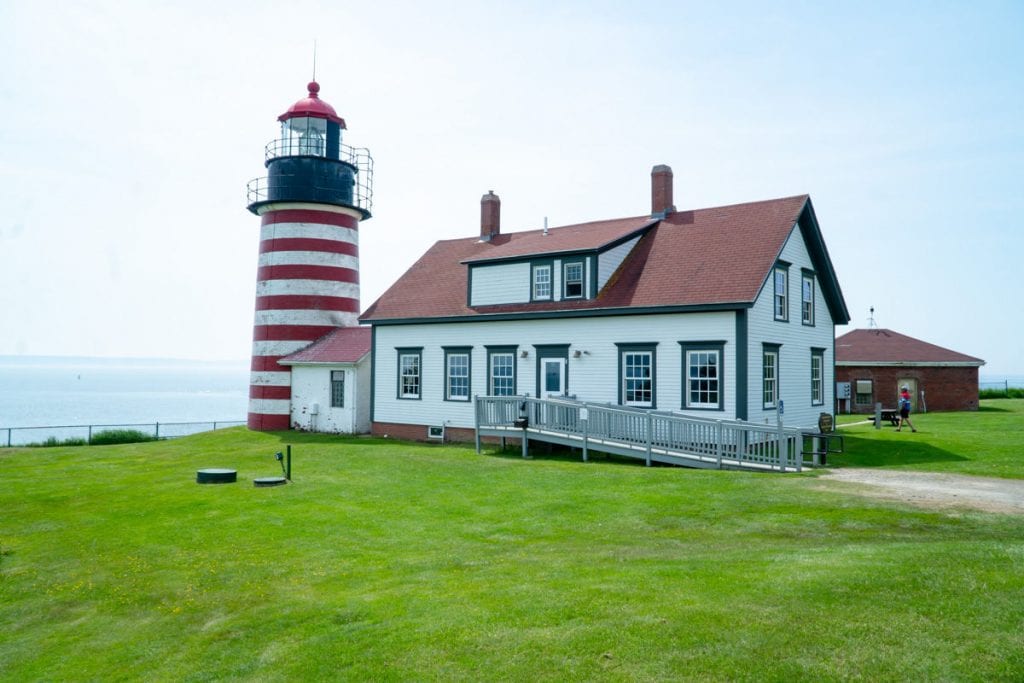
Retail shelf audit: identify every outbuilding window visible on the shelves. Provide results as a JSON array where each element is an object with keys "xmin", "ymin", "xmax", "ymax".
[{"xmin": 331, "ymin": 370, "xmax": 345, "ymax": 408}]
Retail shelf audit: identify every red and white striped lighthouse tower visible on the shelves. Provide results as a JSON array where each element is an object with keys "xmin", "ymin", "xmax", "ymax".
[{"xmin": 245, "ymin": 81, "xmax": 373, "ymax": 430}]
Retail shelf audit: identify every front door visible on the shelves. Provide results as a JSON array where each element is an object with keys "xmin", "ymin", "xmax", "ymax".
[
  {"xmin": 897, "ymin": 377, "xmax": 919, "ymax": 411},
  {"xmin": 541, "ymin": 358, "xmax": 566, "ymax": 397}
]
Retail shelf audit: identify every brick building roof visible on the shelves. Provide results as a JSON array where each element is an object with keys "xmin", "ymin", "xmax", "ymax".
[
  {"xmin": 362, "ymin": 194, "xmax": 848, "ymax": 323},
  {"xmin": 280, "ymin": 326, "xmax": 371, "ymax": 364},
  {"xmin": 836, "ymin": 329, "xmax": 984, "ymax": 366}
]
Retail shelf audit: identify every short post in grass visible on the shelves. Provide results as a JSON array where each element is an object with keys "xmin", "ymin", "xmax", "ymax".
[
  {"xmin": 874, "ymin": 402, "xmax": 882, "ymax": 430},
  {"xmin": 286, "ymin": 445, "xmax": 291, "ymax": 480}
]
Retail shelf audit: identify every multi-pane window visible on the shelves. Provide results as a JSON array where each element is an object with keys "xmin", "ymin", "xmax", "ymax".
[
  {"xmin": 802, "ymin": 273, "xmax": 815, "ymax": 325},
  {"xmin": 489, "ymin": 351, "xmax": 515, "ymax": 396},
  {"xmin": 532, "ymin": 264, "xmax": 552, "ymax": 300},
  {"xmin": 564, "ymin": 262, "xmax": 584, "ymax": 298},
  {"xmin": 811, "ymin": 350, "xmax": 824, "ymax": 406},
  {"xmin": 774, "ymin": 266, "xmax": 789, "ymax": 321},
  {"xmin": 623, "ymin": 352, "xmax": 653, "ymax": 406},
  {"xmin": 397, "ymin": 349, "xmax": 422, "ymax": 399},
  {"xmin": 330, "ymin": 370, "xmax": 345, "ymax": 408},
  {"xmin": 763, "ymin": 346, "xmax": 779, "ymax": 409},
  {"xmin": 686, "ymin": 350, "xmax": 720, "ymax": 409},
  {"xmin": 855, "ymin": 379, "xmax": 873, "ymax": 406},
  {"xmin": 445, "ymin": 348, "xmax": 471, "ymax": 401},
  {"xmin": 615, "ymin": 343, "xmax": 657, "ymax": 408}
]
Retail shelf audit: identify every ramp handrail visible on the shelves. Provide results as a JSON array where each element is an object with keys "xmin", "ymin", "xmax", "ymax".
[{"xmin": 475, "ymin": 395, "xmax": 802, "ymax": 472}]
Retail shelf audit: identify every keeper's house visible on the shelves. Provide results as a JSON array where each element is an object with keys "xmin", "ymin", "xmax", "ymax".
[{"xmin": 361, "ymin": 166, "xmax": 850, "ymax": 441}]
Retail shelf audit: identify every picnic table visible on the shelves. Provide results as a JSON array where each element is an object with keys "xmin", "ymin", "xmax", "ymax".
[{"xmin": 878, "ymin": 408, "xmax": 900, "ymax": 426}]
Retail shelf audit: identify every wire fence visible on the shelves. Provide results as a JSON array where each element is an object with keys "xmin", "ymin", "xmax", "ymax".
[
  {"xmin": 1, "ymin": 420, "xmax": 246, "ymax": 448},
  {"xmin": 980, "ymin": 380, "xmax": 1024, "ymax": 392}
]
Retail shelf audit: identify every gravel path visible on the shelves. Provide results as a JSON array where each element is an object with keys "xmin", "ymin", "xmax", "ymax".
[{"xmin": 817, "ymin": 468, "xmax": 1024, "ymax": 514}]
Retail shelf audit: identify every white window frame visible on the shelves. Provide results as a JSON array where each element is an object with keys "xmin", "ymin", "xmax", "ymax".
[
  {"xmin": 618, "ymin": 345, "xmax": 656, "ymax": 408},
  {"xmin": 802, "ymin": 272, "xmax": 815, "ymax": 326},
  {"xmin": 563, "ymin": 261, "xmax": 584, "ymax": 299},
  {"xmin": 488, "ymin": 351, "xmax": 515, "ymax": 396},
  {"xmin": 685, "ymin": 349, "xmax": 721, "ymax": 410},
  {"xmin": 810, "ymin": 350, "xmax": 824, "ymax": 406},
  {"xmin": 763, "ymin": 346, "xmax": 779, "ymax": 409},
  {"xmin": 532, "ymin": 264, "xmax": 552, "ymax": 301},
  {"xmin": 774, "ymin": 266, "xmax": 789, "ymax": 321},
  {"xmin": 444, "ymin": 349, "xmax": 471, "ymax": 402},
  {"xmin": 397, "ymin": 349, "xmax": 422, "ymax": 400},
  {"xmin": 330, "ymin": 370, "xmax": 345, "ymax": 408}
]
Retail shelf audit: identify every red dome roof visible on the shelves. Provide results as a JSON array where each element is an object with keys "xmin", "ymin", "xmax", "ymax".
[{"xmin": 278, "ymin": 81, "xmax": 347, "ymax": 128}]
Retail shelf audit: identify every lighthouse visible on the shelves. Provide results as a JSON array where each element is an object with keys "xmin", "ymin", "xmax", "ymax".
[{"xmin": 245, "ymin": 81, "xmax": 373, "ymax": 431}]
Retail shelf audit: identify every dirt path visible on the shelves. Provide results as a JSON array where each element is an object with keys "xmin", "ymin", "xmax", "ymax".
[{"xmin": 816, "ymin": 468, "xmax": 1024, "ymax": 515}]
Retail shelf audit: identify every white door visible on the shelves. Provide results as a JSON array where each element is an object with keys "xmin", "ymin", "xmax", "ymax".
[{"xmin": 541, "ymin": 358, "xmax": 566, "ymax": 397}]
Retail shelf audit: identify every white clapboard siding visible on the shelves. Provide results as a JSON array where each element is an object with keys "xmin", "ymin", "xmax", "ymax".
[
  {"xmin": 746, "ymin": 224, "xmax": 837, "ymax": 430},
  {"xmin": 470, "ymin": 262, "xmax": 531, "ymax": 306},
  {"xmin": 598, "ymin": 236, "xmax": 641, "ymax": 290},
  {"xmin": 373, "ymin": 311, "xmax": 736, "ymax": 430}
]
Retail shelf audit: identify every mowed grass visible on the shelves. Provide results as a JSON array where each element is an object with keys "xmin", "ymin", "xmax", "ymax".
[
  {"xmin": 1, "ymin": 409, "xmax": 1023, "ymax": 681},
  {"xmin": 832, "ymin": 398, "xmax": 1024, "ymax": 478}
]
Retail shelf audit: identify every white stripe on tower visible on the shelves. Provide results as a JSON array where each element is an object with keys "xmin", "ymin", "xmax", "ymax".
[{"xmin": 248, "ymin": 205, "xmax": 362, "ymax": 430}]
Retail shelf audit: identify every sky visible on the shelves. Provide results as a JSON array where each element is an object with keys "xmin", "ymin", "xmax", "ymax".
[{"xmin": 1, "ymin": 1, "xmax": 1022, "ymax": 377}]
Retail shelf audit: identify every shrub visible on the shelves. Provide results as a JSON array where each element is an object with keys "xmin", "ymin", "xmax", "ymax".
[
  {"xmin": 26, "ymin": 436, "xmax": 89, "ymax": 448},
  {"xmin": 979, "ymin": 388, "xmax": 1024, "ymax": 400},
  {"xmin": 89, "ymin": 429, "xmax": 158, "ymax": 446}
]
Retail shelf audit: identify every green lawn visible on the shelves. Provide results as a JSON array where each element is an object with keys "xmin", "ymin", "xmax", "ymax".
[
  {"xmin": 2, "ymin": 404, "xmax": 1023, "ymax": 680},
  {"xmin": 832, "ymin": 399, "xmax": 1024, "ymax": 478}
]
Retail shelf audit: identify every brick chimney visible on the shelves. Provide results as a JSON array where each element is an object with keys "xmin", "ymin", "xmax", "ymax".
[
  {"xmin": 651, "ymin": 164, "xmax": 675, "ymax": 217},
  {"xmin": 480, "ymin": 190, "xmax": 500, "ymax": 241}
]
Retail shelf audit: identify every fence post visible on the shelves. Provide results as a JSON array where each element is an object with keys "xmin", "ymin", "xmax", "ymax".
[
  {"xmin": 5, "ymin": 428, "xmax": 10, "ymax": 448},
  {"xmin": 155, "ymin": 422, "xmax": 160, "ymax": 440},
  {"xmin": 473, "ymin": 395, "xmax": 481, "ymax": 454},
  {"xmin": 581, "ymin": 407, "xmax": 589, "ymax": 463},
  {"xmin": 645, "ymin": 411, "xmax": 652, "ymax": 467},
  {"xmin": 777, "ymin": 412, "xmax": 786, "ymax": 472},
  {"xmin": 88, "ymin": 425, "xmax": 93, "ymax": 445},
  {"xmin": 716, "ymin": 421, "xmax": 723, "ymax": 469}
]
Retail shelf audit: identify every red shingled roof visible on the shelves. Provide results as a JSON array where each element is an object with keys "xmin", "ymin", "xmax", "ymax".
[
  {"xmin": 836, "ymin": 329, "xmax": 984, "ymax": 365},
  {"xmin": 280, "ymin": 326, "xmax": 371, "ymax": 364},
  {"xmin": 462, "ymin": 216, "xmax": 656, "ymax": 263},
  {"xmin": 362, "ymin": 195, "xmax": 812, "ymax": 322}
]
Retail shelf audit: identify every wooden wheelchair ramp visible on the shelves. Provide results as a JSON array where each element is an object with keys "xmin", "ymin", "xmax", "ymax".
[{"xmin": 474, "ymin": 396, "xmax": 804, "ymax": 473}]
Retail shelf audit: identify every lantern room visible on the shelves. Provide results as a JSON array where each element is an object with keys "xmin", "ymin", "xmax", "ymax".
[{"xmin": 246, "ymin": 81, "xmax": 373, "ymax": 218}]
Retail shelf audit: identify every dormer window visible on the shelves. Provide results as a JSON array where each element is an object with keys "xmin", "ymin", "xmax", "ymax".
[
  {"xmin": 564, "ymin": 261, "xmax": 583, "ymax": 298},
  {"xmin": 532, "ymin": 264, "xmax": 552, "ymax": 300}
]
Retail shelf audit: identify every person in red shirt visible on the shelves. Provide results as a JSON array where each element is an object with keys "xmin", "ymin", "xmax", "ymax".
[{"xmin": 896, "ymin": 385, "xmax": 917, "ymax": 432}]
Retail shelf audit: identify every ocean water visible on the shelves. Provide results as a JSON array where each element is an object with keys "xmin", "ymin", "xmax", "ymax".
[{"xmin": 0, "ymin": 356, "xmax": 249, "ymax": 430}]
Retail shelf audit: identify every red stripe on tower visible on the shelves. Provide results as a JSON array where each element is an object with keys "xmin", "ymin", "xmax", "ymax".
[{"xmin": 244, "ymin": 80, "xmax": 373, "ymax": 431}]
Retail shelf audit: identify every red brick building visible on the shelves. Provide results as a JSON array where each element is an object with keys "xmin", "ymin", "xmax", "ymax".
[{"xmin": 835, "ymin": 329, "xmax": 985, "ymax": 413}]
